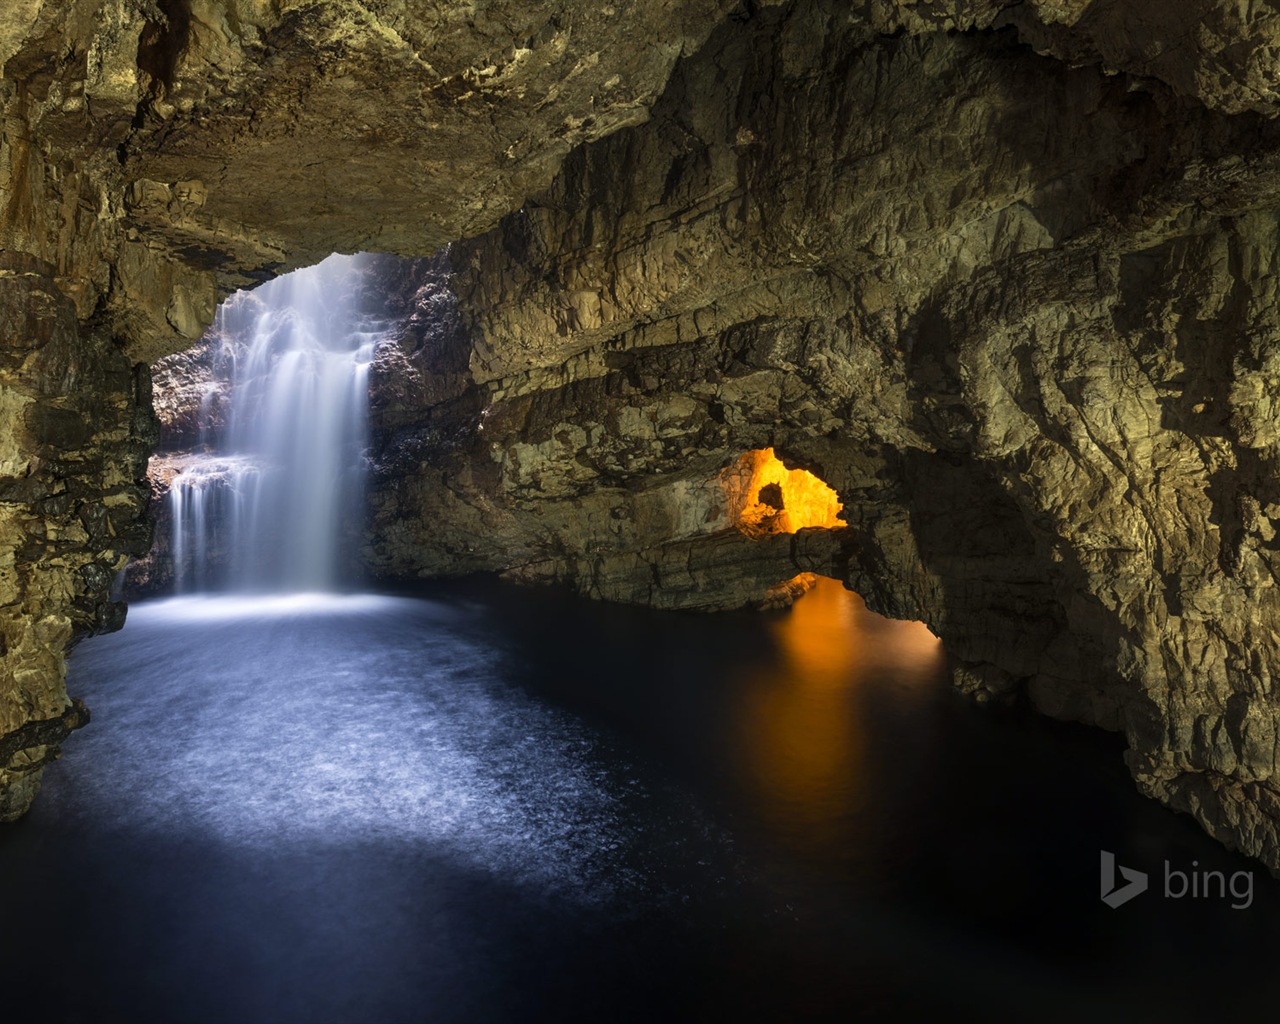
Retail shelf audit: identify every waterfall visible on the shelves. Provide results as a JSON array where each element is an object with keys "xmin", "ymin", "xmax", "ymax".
[{"xmin": 168, "ymin": 253, "xmax": 379, "ymax": 593}]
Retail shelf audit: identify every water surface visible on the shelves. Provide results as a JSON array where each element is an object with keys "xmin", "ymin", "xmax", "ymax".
[{"xmin": 1, "ymin": 578, "xmax": 1276, "ymax": 1021}]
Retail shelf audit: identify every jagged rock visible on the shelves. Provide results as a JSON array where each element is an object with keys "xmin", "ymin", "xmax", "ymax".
[
  {"xmin": 0, "ymin": 257, "xmax": 153, "ymax": 808},
  {"xmin": 367, "ymin": 4, "xmax": 1280, "ymax": 871},
  {"xmin": 8, "ymin": 0, "xmax": 1280, "ymax": 874},
  {"xmin": 149, "ymin": 333, "xmax": 226, "ymax": 451}
]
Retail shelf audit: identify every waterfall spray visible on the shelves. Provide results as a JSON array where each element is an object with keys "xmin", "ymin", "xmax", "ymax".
[{"xmin": 168, "ymin": 253, "xmax": 379, "ymax": 593}]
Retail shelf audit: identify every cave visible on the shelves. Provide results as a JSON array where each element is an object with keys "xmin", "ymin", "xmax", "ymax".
[
  {"xmin": 726, "ymin": 447, "xmax": 847, "ymax": 538},
  {"xmin": 5, "ymin": 0, "xmax": 1280, "ymax": 1019}
]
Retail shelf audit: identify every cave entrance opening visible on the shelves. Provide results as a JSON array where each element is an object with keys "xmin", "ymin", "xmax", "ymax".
[
  {"xmin": 715, "ymin": 450, "xmax": 937, "ymax": 653},
  {"xmin": 149, "ymin": 254, "xmax": 382, "ymax": 595}
]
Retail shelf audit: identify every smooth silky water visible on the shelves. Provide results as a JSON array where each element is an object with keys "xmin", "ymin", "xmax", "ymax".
[
  {"xmin": 0, "ymin": 579, "xmax": 1274, "ymax": 1021},
  {"xmin": 3, "ymin": 260, "xmax": 1277, "ymax": 1022},
  {"xmin": 167, "ymin": 252, "xmax": 376, "ymax": 593}
]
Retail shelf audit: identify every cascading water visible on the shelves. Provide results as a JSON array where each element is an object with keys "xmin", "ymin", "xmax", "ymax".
[{"xmin": 167, "ymin": 253, "xmax": 380, "ymax": 593}]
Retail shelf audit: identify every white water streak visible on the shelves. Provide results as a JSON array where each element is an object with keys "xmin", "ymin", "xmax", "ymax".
[{"xmin": 168, "ymin": 254, "xmax": 380, "ymax": 593}]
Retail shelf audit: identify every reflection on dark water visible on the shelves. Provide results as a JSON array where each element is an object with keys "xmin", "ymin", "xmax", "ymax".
[
  {"xmin": 0, "ymin": 577, "xmax": 1277, "ymax": 1021},
  {"xmin": 735, "ymin": 580, "xmax": 942, "ymax": 857}
]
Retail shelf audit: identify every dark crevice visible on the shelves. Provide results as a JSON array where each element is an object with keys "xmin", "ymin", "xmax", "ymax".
[{"xmin": 136, "ymin": 0, "xmax": 192, "ymax": 99}]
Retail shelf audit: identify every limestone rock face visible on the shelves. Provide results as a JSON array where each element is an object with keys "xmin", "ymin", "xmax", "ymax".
[
  {"xmin": 0, "ymin": 253, "xmax": 154, "ymax": 815},
  {"xmin": 1, "ymin": 0, "xmax": 747, "ymax": 363},
  {"xmin": 364, "ymin": 4, "xmax": 1280, "ymax": 871},
  {"xmin": 9, "ymin": 0, "xmax": 1280, "ymax": 869}
]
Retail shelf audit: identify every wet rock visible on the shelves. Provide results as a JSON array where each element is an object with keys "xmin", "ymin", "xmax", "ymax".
[
  {"xmin": 363, "ymin": 4, "xmax": 1280, "ymax": 872},
  {"xmin": 9, "ymin": 0, "xmax": 1280, "ymax": 871}
]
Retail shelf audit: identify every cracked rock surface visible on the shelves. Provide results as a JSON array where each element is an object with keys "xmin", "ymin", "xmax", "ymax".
[{"xmin": 8, "ymin": 0, "xmax": 1280, "ymax": 870}]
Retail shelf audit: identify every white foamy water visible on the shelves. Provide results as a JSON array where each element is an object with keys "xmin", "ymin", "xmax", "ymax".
[
  {"xmin": 168, "ymin": 253, "xmax": 378, "ymax": 593},
  {"xmin": 64, "ymin": 595, "xmax": 647, "ymax": 903}
]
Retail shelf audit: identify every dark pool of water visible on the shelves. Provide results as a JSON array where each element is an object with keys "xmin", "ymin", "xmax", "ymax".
[{"xmin": 1, "ymin": 578, "xmax": 1277, "ymax": 1022}]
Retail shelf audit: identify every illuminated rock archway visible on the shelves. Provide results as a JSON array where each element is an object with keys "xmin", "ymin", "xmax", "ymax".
[
  {"xmin": 713, "ymin": 448, "xmax": 851, "ymax": 609},
  {"xmin": 722, "ymin": 448, "xmax": 846, "ymax": 538}
]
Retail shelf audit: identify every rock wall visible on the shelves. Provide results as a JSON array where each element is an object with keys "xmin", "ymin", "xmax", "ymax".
[
  {"xmin": 365, "ymin": 4, "xmax": 1280, "ymax": 869},
  {"xmin": 0, "ymin": 252, "xmax": 154, "ymax": 818},
  {"xmin": 8, "ymin": 0, "xmax": 1280, "ymax": 869},
  {"xmin": 0, "ymin": 0, "xmax": 744, "ymax": 815}
]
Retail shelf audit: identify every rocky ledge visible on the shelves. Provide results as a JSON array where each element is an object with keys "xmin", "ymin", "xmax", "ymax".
[{"xmin": 6, "ymin": 0, "xmax": 1280, "ymax": 873}]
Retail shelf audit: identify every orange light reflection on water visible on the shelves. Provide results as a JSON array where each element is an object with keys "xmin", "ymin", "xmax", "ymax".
[{"xmin": 737, "ymin": 577, "xmax": 945, "ymax": 846}]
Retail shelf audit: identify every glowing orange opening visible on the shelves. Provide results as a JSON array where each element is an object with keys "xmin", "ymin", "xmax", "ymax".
[{"xmin": 725, "ymin": 448, "xmax": 846, "ymax": 537}]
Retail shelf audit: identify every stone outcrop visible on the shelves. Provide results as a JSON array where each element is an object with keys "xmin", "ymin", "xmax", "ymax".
[
  {"xmin": 362, "ymin": 4, "xmax": 1280, "ymax": 871},
  {"xmin": 0, "ymin": 252, "xmax": 154, "ymax": 818},
  {"xmin": 0, "ymin": 0, "xmax": 745, "ymax": 815},
  {"xmin": 9, "ymin": 0, "xmax": 1280, "ymax": 872}
]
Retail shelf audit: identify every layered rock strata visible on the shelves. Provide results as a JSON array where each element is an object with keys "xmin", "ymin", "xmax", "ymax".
[
  {"xmin": 6, "ymin": 0, "xmax": 1280, "ymax": 871},
  {"xmin": 366, "ymin": 5, "xmax": 1280, "ymax": 869}
]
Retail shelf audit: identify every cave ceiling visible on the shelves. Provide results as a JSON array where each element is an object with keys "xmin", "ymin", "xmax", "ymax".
[{"xmin": 7, "ymin": 0, "xmax": 1280, "ymax": 872}]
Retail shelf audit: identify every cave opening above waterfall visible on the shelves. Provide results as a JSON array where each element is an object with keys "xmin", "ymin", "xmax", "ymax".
[{"xmin": 137, "ymin": 254, "xmax": 388, "ymax": 596}]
